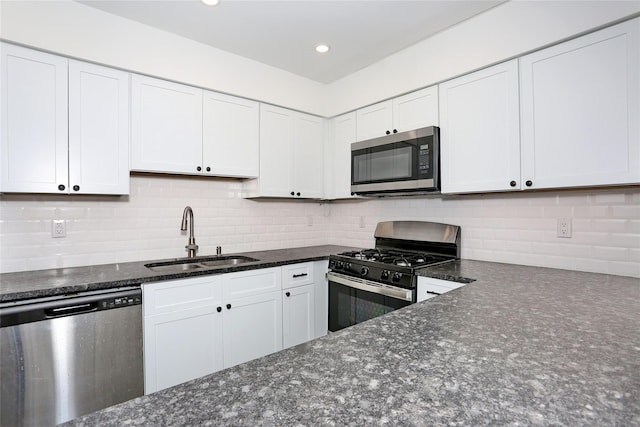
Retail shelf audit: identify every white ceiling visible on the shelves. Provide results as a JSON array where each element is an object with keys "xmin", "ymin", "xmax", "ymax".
[{"xmin": 77, "ymin": 0, "xmax": 504, "ymax": 84}]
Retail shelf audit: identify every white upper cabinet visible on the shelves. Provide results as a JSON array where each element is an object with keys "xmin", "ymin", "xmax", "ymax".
[
  {"xmin": 249, "ymin": 104, "xmax": 324, "ymax": 198},
  {"xmin": 292, "ymin": 112, "xmax": 324, "ymax": 198},
  {"xmin": 256, "ymin": 104, "xmax": 292, "ymax": 196},
  {"xmin": 438, "ymin": 60, "xmax": 521, "ymax": 193},
  {"xmin": 392, "ymin": 86, "xmax": 439, "ymax": 132},
  {"xmin": 327, "ymin": 112, "xmax": 358, "ymax": 199},
  {"xmin": 1, "ymin": 43, "xmax": 129, "ymax": 195},
  {"xmin": 519, "ymin": 18, "xmax": 640, "ymax": 189},
  {"xmin": 68, "ymin": 60, "xmax": 130, "ymax": 195},
  {"xmin": 356, "ymin": 100, "xmax": 393, "ymax": 141},
  {"xmin": 1, "ymin": 44, "xmax": 68, "ymax": 193},
  {"xmin": 202, "ymin": 90, "xmax": 259, "ymax": 178},
  {"xmin": 356, "ymin": 86, "xmax": 439, "ymax": 141},
  {"xmin": 131, "ymin": 74, "xmax": 202, "ymax": 175},
  {"xmin": 132, "ymin": 76, "xmax": 259, "ymax": 178}
]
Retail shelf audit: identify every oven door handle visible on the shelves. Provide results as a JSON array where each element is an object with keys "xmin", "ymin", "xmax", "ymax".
[{"xmin": 327, "ymin": 272, "xmax": 413, "ymax": 302}]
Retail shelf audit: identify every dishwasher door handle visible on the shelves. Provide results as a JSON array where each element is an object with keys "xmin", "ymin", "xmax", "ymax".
[{"xmin": 45, "ymin": 302, "xmax": 97, "ymax": 317}]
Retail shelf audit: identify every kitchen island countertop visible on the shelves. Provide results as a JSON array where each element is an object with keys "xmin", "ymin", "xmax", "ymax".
[{"xmin": 62, "ymin": 260, "xmax": 639, "ymax": 426}]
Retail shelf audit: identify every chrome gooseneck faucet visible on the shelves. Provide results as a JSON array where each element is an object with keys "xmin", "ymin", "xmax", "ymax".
[{"xmin": 181, "ymin": 206, "xmax": 198, "ymax": 258}]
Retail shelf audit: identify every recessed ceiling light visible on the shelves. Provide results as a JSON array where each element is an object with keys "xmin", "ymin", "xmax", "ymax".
[
  {"xmin": 315, "ymin": 44, "xmax": 330, "ymax": 54},
  {"xmin": 201, "ymin": 0, "xmax": 220, "ymax": 6}
]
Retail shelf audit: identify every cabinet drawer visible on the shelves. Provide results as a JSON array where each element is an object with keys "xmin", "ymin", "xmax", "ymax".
[
  {"xmin": 143, "ymin": 275, "xmax": 222, "ymax": 316},
  {"xmin": 222, "ymin": 267, "xmax": 282, "ymax": 300},
  {"xmin": 416, "ymin": 277, "xmax": 465, "ymax": 302},
  {"xmin": 282, "ymin": 262, "xmax": 314, "ymax": 289}
]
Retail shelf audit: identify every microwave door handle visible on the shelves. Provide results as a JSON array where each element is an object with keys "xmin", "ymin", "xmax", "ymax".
[{"xmin": 327, "ymin": 272, "xmax": 413, "ymax": 302}]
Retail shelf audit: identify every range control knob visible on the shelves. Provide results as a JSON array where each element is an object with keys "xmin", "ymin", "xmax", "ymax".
[
  {"xmin": 381, "ymin": 270, "xmax": 390, "ymax": 280},
  {"xmin": 336, "ymin": 261, "xmax": 344, "ymax": 270},
  {"xmin": 360, "ymin": 267, "xmax": 369, "ymax": 276},
  {"xmin": 345, "ymin": 263, "xmax": 352, "ymax": 272},
  {"xmin": 392, "ymin": 272, "xmax": 402, "ymax": 282}
]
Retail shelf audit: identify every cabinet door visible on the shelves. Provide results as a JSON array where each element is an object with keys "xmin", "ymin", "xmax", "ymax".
[
  {"xmin": 223, "ymin": 290, "xmax": 283, "ymax": 368},
  {"xmin": 356, "ymin": 100, "xmax": 393, "ymax": 141},
  {"xmin": 392, "ymin": 86, "xmax": 439, "ymax": 132},
  {"xmin": 282, "ymin": 284, "xmax": 315, "ymax": 349},
  {"xmin": 131, "ymin": 74, "xmax": 202, "ymax": 174},
  {"xmin": 439, "ymin": 60, "xmax": 521, "ymax": 193},
  {"xmin": 144, "ymin": 306, "xmax": 223, "ymax": 393},
  {"xmin": 292, "ymin": 113, "xmax": 324, "ymax": 198},
  {"xmin": 258, "ymin": 104, "xmax": 293, "ymax": 197},
  {"xmin": 68, "ymin": 61, "xmax": 129, "ymax": 195},
  {"xmin": 328, "ymin": 112, "xmax": 357, "ymax": 199},
  {"xmin": 1, "ymin": 43, "xmax": 68, "ymax": 193},
  {"xmin": 520, "ymin": 18, "xmax": 640, "ymax": 189},
  {"xmin": 143, "ymin": 276, "xmax": 224, "ymax": 394},
  {"xmin": 202, "ymin": 90, "xmax": 259, "ymax": 178}
]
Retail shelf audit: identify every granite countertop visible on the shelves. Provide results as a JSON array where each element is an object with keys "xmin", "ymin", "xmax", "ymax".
[
  {"xmin": 63, "ymin": 260, "xmax": 640, "ymax": 426},
  {"xmin": 0, "ymin": 245, "xmax": 359, "ymax": 303}
]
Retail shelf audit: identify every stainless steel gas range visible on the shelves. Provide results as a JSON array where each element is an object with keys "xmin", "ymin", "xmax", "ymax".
[{"xmin": 327, "ymin": 221, "xmax": 461, "ymax": 332}]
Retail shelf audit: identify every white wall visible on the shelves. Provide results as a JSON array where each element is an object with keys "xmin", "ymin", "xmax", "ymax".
[
  {"xmin": 1, "ymin": 1, "xmax": 638, "ymax": 117},
  {"xmin": 0, "ymin": 0, "xmax": 326, "ymax": 115},
  {"xmin": 0, "ymin": 1, "xmax": 639, "ymax": 278},
  {"xmin": 325, "ymin": 1, "xmax": 640, "ymax": 116},
  {"xmin": 1, "ymin": 179, "xmax": 638, "ymax": 278},
  {"xmin": 0, "ymin": 175, "xmax": 331, "ymax": 273},
  {"xmin": 328, "ymin": 188, "xmax": 640, "ymax": 278}
]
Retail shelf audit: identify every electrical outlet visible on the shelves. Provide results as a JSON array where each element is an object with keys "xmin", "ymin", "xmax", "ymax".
[
  {"xmin": 557, "ymin": 218, "xmax": 572, "ymax": 238},
  {"xmin": 52, "ymin": 220, "xmax": 66, "ymax": 238}
]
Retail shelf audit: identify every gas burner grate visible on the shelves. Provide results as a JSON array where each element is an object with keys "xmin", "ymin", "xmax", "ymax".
[{"xmin": 337, "ymin": 249, "xmax": 451, "ymax": 268}]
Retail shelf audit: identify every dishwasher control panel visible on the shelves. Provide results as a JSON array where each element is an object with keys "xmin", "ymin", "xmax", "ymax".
[{"xmin": 101, "ymin": 294, "xmax": 142, "ymax": 310}]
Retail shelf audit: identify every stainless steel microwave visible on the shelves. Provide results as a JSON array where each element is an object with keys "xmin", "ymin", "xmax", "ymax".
[{"xmin": 351, "ymin": 126, "xmax": 440, "ymax": 196}]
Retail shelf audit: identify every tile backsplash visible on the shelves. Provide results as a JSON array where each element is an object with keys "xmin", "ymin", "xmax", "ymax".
[{"xmin": 1, "ymin": 176, "xmax": 638, "ymax": 277}]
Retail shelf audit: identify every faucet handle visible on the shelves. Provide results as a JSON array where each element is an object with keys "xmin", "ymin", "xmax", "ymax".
[{"xmin": 216, "ymin": 246, "xmax": 222, "ymax": 255}]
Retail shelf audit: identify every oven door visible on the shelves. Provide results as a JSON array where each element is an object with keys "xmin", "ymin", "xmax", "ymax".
[{"xmin": 327, "ymin": 272, "xmax": 413, "ymax": 332}]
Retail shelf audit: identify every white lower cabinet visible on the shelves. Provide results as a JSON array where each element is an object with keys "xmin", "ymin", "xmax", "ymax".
[
  {"xmin": 143, "ymin": 275, "xmax": 224, "ymax": 394},
  {"xmin": 222, "ymin": 267, "xmax": 283, "ymax": 368},
  {"xmin": 416, "ymin": 277, "xmax": 466, "ymax": 302},
  {"xmin": 282, "ymin": 262, "xmax": 315, "ymax": 349},
  {"xmin": 282, "ymin": 284, "xmax": 315, "ymax": 349},
  {"xmin": 143, "ymin": 263, "xmax": 328, "ymax": 394}
]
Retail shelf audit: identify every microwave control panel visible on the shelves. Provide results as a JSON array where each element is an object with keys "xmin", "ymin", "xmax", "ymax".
[{"xmin": 417, "ymin": 140, "xmax": 432, "ymax": 179}]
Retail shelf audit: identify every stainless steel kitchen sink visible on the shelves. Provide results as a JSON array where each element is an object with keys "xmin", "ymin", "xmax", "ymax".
[{"xmin": 145, "ymin": 255, "xmax": 259, "ymax": 273}]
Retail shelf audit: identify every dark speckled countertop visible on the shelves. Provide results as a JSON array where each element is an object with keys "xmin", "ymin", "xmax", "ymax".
[
  {"xmin": 0, "ymin": 245, "xmax": 358, "ymax": 303},
  {"xmin": 58, "ymin": 259, "xmax": 639, "ymax": 426}
]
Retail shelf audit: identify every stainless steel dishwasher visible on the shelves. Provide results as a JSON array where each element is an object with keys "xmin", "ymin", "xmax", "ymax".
[{"xmin": 0, "ymin": 286, "xmax": 144, "ymax": 426}]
